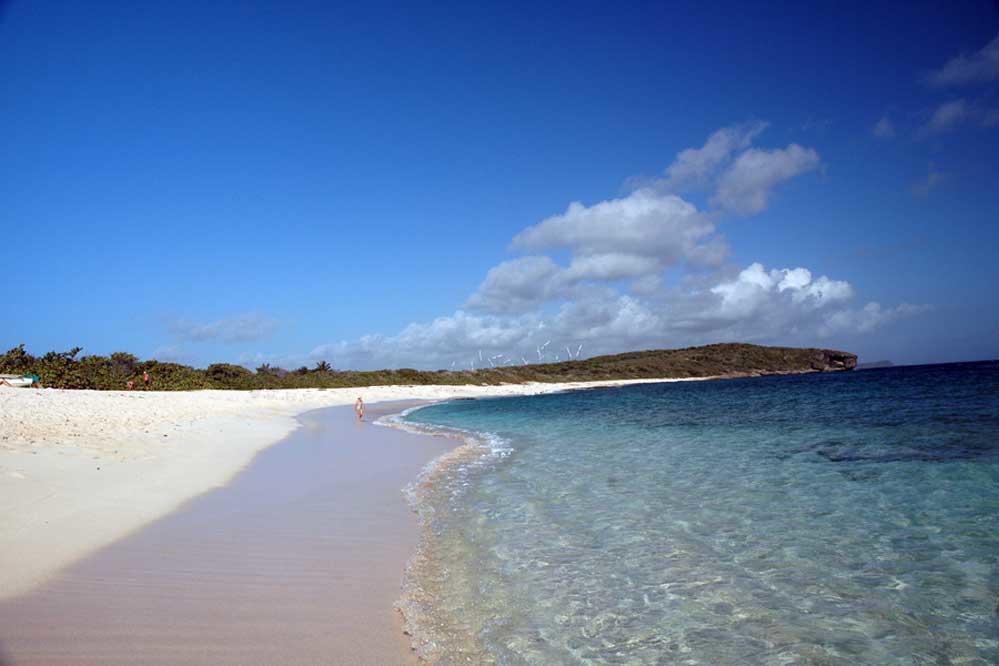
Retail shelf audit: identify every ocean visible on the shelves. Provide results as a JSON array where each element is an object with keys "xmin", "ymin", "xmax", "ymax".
[{"xmin": 391, "ymin": 362, "xmax": 999, "ymax": 664}]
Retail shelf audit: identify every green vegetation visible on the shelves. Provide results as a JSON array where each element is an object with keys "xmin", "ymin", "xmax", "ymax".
[{"xmin": 0, "ymin": 343, "xmax": 856, "ymax": 391}]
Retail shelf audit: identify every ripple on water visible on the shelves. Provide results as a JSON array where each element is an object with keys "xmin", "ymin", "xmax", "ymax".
[{"xmin": 393, "ymin": 364, "xmax": 999, "ymax": 664}]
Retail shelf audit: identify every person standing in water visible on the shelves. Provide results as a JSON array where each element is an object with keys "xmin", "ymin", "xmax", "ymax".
[{"xmin": 355, "ymin": 397, "xmax": 365, "ymax": 421}]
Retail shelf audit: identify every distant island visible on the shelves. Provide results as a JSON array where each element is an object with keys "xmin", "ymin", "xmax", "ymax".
[
  {"xmin": 857, "ymin": 360, "xmax": 895, "ymax": 370},
  {"xmin": 0, "ymin": 343, "xmax": 857, "ymax": 391}
]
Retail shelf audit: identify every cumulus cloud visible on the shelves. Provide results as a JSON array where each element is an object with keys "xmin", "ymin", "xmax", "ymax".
[
  {"xmin": 925, "ymin": 33, "xmax": 999, "ymax": 88},
  {"xmin": 628, "ymin": 122, "xmax": 819, "ymax": 216},
  {"xmin": 711, "ymin": 263, "xmax": 853, "ymax": 318},
  {"xmin": 168, "ymin": 312, "xmax": 278, "ymax": 344},
  {"xmin": 658, "ymin": 121, "xmax": 768, "ymax": 192},
  {"xmin": 277, "ymin": 123, "xmax": 920, "ymax": 370},
  {"xmin": 821, "ymin": 303, "xmax": 932, "ymax": 336},
  {"xmin": 465, "ymin": 188, "xmax": 725, "ymax": 314},
  {"xmin": 711, "ymin": 144, "xmax": 821, "ymax": 215},
  {"xmin": 564, "ymin": 253, "xmax": 663, "ymax": 281},
  {"xmin": 466, "ymin": 256, "xmax": 566, "ymax": 313},
  {"xmin": 298, "ymin": 259, "xmax": 924, "ymax": 370},
  {"xmin": 872, "ymin": 115, "xmax": 895, "ymax": 138},
  {"xmin": 513, "ymin": 189, "xmax": 715, "ymax": 261},
  {"xmin": 553, "ymin": 291, "xmax": 662, "ymax": 341},
  {"xmin": 353, "ymin": 310, "xmax": 541, "ymax": 368}
]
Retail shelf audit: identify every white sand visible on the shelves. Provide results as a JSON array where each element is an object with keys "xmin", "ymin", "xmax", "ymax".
[{"xmin": 0, "ymin": 378, "xmax": 692, "ymax": 600}]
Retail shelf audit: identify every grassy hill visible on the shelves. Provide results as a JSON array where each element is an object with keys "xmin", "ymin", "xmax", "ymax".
[{"xmin": 0, "ymin": 343, "xmax": 856, "ymax": 391}]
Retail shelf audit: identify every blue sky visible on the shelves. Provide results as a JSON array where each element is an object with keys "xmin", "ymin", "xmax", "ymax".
[{"xmin": 2, "ymin": 0, "xmax": 998, "ymax": 369}]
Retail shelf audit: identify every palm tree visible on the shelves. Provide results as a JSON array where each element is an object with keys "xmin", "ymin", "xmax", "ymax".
[
  {"xmin": 314, "ymin": 360, "xmax": 333, "ymax": 373},
  {"xmin": 256, "ymin": 363, "xmax": 272, "ymax": 375}
]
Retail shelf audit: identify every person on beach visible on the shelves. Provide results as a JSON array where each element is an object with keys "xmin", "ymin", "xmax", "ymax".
[
  {"xmin": 355, "ymin": 397, "xmax": 365, "ymax": 421},
  {"xmin": 142, "ymin": 371, "xmax": 150, "ymax": 388}
]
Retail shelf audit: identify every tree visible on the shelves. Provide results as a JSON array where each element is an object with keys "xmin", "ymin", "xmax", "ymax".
[
  {"xmin": 205, "ymin": 363, "xmax": 252, "ymax": 384},
  {"xmin": 314, "ymin": 360, "xmax": 333, "ymax": 373},
  {"xmin": 110, "ymin": 352, "xmax": 138, "ymax": 376},
  {"xmin": 0, "ymin": 344, "xmax": 34, "ymax": 373}
]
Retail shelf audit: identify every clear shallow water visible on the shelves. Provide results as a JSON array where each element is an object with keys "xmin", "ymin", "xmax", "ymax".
[{"xmin": 398, "ymin": 363, "xmax": 999, "ymax": 665}]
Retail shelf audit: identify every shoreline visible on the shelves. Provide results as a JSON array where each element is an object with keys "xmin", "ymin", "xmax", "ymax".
[
  {"xmin": 0, "ymin": 403, "xmax": 452, "ymax": 664},
  {"xmin": 377, "ymin": 408, "xmax": 507, "ymax": 661},
  {"xmin": 0, "ymin": 377, "xmax": 710, "ymax": 600}
]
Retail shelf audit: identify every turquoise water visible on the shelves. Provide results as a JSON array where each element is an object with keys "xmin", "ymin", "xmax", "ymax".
[{"xmin": 397, "ymin": 363, "xmax": 999, "ymax": 664}]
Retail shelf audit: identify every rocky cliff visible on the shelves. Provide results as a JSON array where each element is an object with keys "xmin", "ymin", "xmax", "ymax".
[{"xmin": 809, "ymin": 349, "xmax": 859, "ymax": 372}]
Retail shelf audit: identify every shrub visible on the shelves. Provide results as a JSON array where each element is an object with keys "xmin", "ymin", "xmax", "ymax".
[{"xmin": 0, "ymin": 343, "xmax": 855, "ymax": 391}]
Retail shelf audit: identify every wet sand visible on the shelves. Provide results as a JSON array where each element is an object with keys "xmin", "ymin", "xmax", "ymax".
[
  {"xmin": 2, "ymin": 378, "xmax": 691, "ymax": 599},
  {"xmin": 0, "ymin": 402, "xmax": 450, "ymax": 665}
]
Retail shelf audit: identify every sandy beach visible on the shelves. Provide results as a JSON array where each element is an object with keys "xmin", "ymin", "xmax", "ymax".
[
  {"xmin": 0, "ymin": 402, "xmax": 447, "ymax": 664},
  {"xmin": 0, "ymin": 379, "xmax": 687, "ymax": 603}
]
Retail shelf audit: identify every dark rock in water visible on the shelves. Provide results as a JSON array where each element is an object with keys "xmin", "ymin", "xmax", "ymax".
[
  {"xmin": 809, "ymin": 350, "xmax": 858, "ymax": 372},
  {"xmin": 805, "ymin": 435, "xmax": 995, "ymax": 465}
]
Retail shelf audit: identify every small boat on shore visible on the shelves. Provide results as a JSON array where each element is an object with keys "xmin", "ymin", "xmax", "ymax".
[{"xmin": 0, "ymin": 374, "xmax": 38, "ymax": 388}]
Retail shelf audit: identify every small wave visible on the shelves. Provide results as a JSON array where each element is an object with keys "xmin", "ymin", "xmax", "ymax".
[{"xmin": 377, "ymin": 403, "xmax": 512, "ymax": 663}]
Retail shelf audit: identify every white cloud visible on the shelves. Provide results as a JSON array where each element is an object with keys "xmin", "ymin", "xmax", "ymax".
[
  {"xmin": 278, "ymin": 124, "xmax": 921, "ymax": 369},
  {"xmin": 712, "ymin": 144, "xmax": 821, "ymax": 215},
  {"xmin": 628, "ymin": 122, "xmax": 819, "ymax": 217},
  {"xmin": 349, "ymin": 310, "xmax": 542, "ymax": 368},
  {"xmin": 915, "ymin": 35, "xmax": 999, "ymax": 139},
  {"xmin": 466, "ymin": 256, "xmax": 565, "ymax": 313},
  {"xmin": 821, "ymin": 302, "xmax": 932, "ymax": 336},
  {"xmin": 872, "ymin": 115, "xmax": 895, "ymax": 138},
  {"xmin": 465, "ymin": 188, "xmax": 725, "ymax": 314},
  {"xmin": 710, "ymin": 263, "xmax": 853, "ymax": 319},
  {"xmin": 925, "ymin": 33, "xmax": 999, "ymax": 88},
  {"xmin": 148, "ymin": 345, "xmax": 194, "ymax": 364},
  {"xmin": 300, "ymin": 260, "xmax": 924, "ymax": 370},
  {"xmin": 630, "ymin": 274, "xmax": 664, "ymax": 295},
  {"xmin": 513, "ymin": 189, "xmax": 715, "ymax": 261},
  {"xmin": 919, "ymin": 98, "xmax": 999, "ymax": 135},
  {"xmin": 394, "ymin": 310, "xmax": 534, "ymax": 355},
  {"xmin": 563, "ymin": 253, "xmax": 664, "ymax": 281},
  {"xmin": 659, "ymin": 121, "xmax": 768, "ymax": 192},
  {"xmin": 554, "ymin": 292, "xmax": 662, "ymax": 341},
  {"xmin": 168, "ymin": 312, "xmax": 278, "ymax": 343},
  {"xmin": 925, "ymin": 99, "xmax": 972, "ymax": 133}
]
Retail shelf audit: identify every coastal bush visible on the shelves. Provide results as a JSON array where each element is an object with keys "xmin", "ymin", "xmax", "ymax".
[
  {"xmin": 0, "ymin": 343, "xmax": 856, "ymax": 391},
  {"xmin": 0, "ymin": 344, "xmax": 33, "ymax": 373},
  {"xmin": 205, "ymin": 363, "xmax": 253, "ymax": 387}
]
